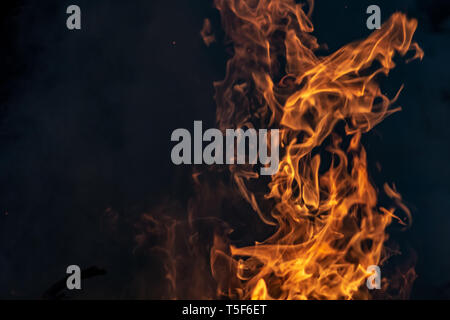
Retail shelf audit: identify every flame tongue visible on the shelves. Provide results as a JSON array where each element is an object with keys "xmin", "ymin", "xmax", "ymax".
[{"xmin": 209, "ymin": 0, "xmax": 422, "ymax": 300}]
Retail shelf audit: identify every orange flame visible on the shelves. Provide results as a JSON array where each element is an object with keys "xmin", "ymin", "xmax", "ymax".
[{"xmin": 208, "ymin": 0, "xmax": 423, "ymax": 300}]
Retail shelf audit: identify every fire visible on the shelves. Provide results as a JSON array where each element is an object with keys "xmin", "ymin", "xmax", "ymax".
[{"xmin": 207, "ymin": 0, "xmax": 423, "ymax": 300}]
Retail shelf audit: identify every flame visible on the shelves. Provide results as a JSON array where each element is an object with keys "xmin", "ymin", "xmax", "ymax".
[
  {"xmin": 208, "ymin": 0, "xmax": 423, "ymax": 300},
  {"xmin": 201, "ymin": 18, "xmax": 216, "ymax": 47}
]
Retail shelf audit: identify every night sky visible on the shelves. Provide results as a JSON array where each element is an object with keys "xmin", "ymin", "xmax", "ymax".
[{"xmin": 0, "ymin": 0, "xmax": 449, "ymax": 299}]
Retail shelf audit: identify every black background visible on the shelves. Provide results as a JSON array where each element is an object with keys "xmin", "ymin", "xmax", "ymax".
[{"xmin": 0, "ymin": 0, "xmax": 449, "ymax": 299}]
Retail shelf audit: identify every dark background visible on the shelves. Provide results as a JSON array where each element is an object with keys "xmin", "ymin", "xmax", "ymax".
[{"xmin": 0, "ymin": 0, "xmax": 449, "ymax": 299}]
